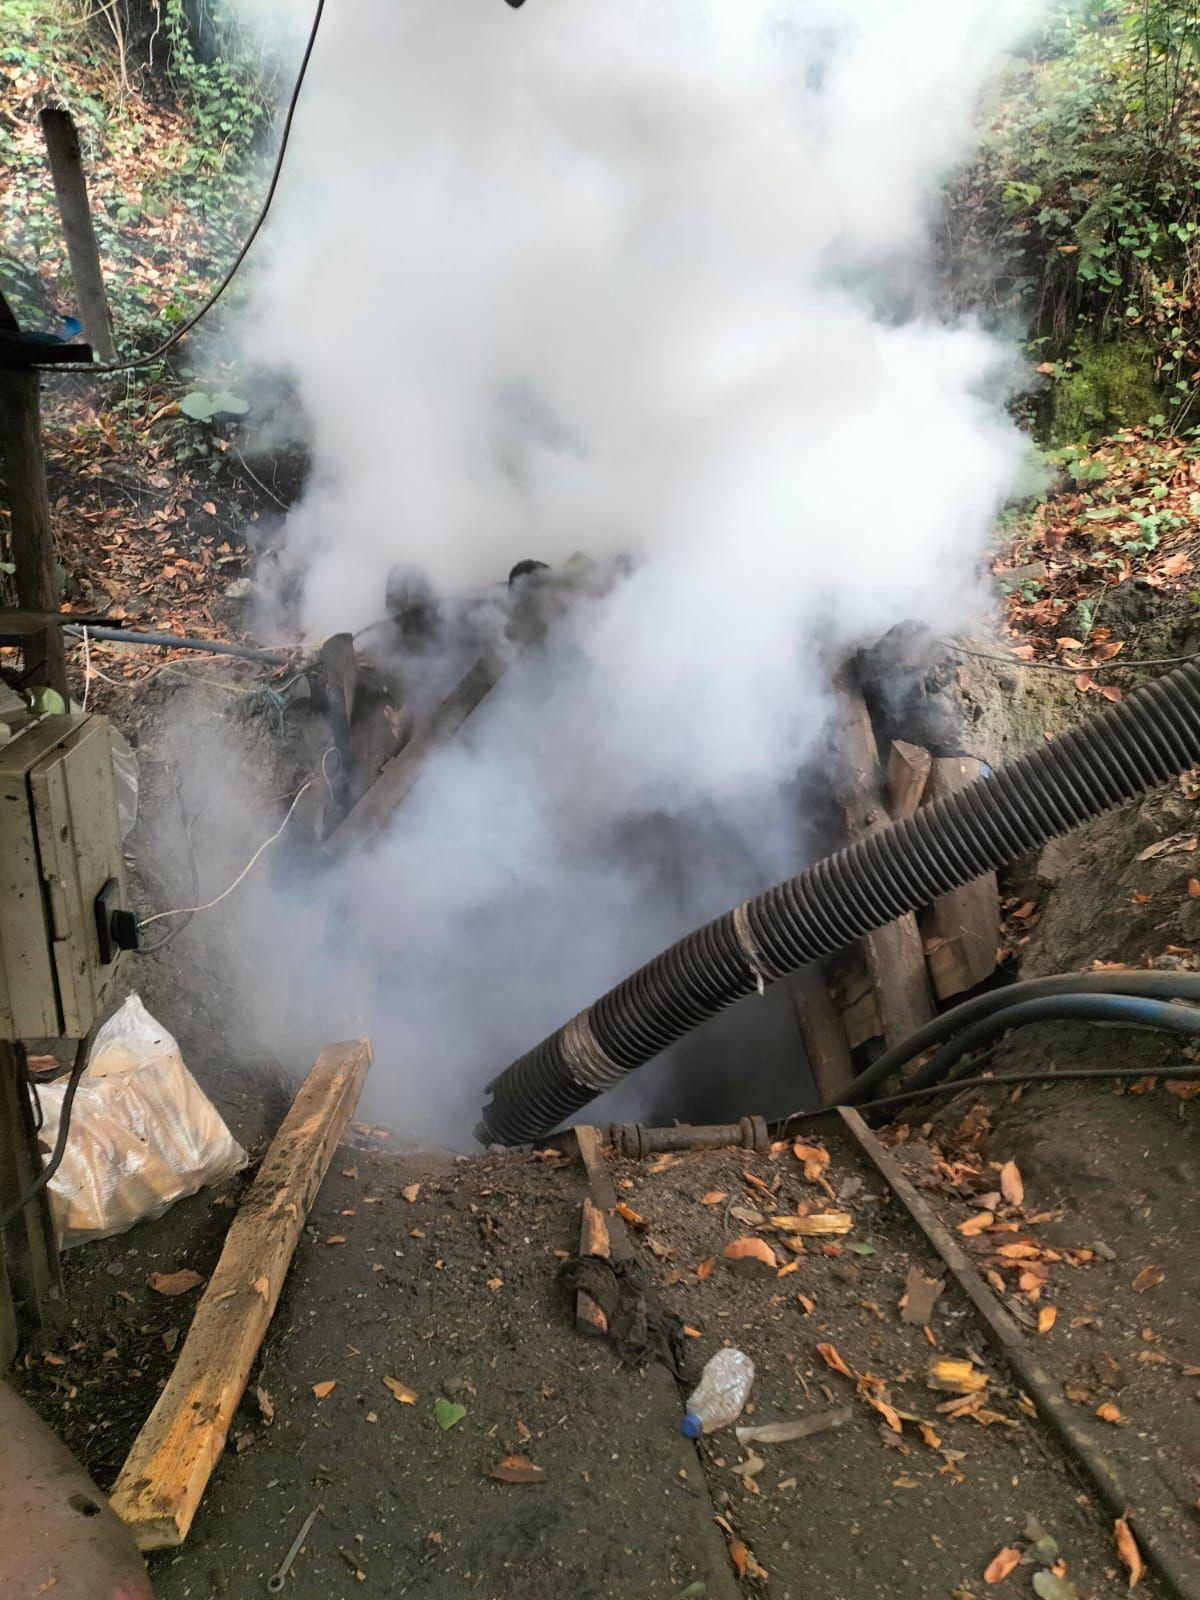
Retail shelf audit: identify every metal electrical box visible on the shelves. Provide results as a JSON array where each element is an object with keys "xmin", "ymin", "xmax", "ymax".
[{"xmin": 0, "ymin": 714, "xmax": 135, "ymax": 1040}]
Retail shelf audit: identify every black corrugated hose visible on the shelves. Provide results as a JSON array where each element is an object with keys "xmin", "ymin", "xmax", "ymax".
[{"xmin": 477, "ymin": 659, "xmax": 1200, "ymax": 1145}]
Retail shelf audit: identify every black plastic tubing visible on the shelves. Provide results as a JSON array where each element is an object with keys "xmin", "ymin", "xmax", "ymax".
[
  {"xmin": 902, "ymin": 992, "xmax": 1200, "ymax": 1094},
  {"xmin": 477, "ymin": 659, "xmax": 1200, "ymax": 1145},
  {"xmin": 845, "ymin": 969, "xmax": 1200, "ymax": 1104}
]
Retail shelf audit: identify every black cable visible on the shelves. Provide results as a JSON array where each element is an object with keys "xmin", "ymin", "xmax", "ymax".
[
  {"xmin": 0, "ymin": 1025, "xmax": 97, "ymax": 1232},
  {"xmin": 37, "ymin": 0, "xmax": 326, "ymax": 375},
  {"xmin": 790, "ymin": 1063, "xmax": 1200, "ymax": 1122},
  {"xmin": 904, "ymin": 993, "xmax": 1200, "ymax": 1094},
  {"xmin": 843, "ymin": 970, "xmax": 1200, "ymax": 1105}
]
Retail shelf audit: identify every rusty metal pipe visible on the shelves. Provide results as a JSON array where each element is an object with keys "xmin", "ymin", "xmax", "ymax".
[
  {"xmin": 608, "ymin": 1116, "xmax": 768, "ymax": 1158},
  {"xmin": 0, "ymin": 1380, "xmax": 153, "ymax": 1599}
]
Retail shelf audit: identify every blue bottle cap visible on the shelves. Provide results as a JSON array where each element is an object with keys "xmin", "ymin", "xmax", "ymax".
[{"xmin": 680, "ymin": 1412, "xmax": 702, "ymax": 1439}]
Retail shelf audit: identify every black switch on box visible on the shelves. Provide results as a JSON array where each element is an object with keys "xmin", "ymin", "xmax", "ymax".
[{"xmin": 94, "ymin": 878, "xmax": 140, "ymax": 964}]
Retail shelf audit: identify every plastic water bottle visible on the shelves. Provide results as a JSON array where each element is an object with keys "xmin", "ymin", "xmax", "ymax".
[{"xmin": 681, "ymin": 1349, "xmax": 755, "ymax": 1438}]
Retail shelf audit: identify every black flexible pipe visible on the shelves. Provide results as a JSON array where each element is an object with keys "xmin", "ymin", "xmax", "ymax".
[
  {"xmin": 791, "ymin": 1063, "xmax": 1200, "ymax": 1121},
  {"xmin": 904, "ymin": 993, "xmax": 1200, "ymax": 1090},
  {"xmin": 65, "ymin": 625, "xmax": 295, "ymax": 664},
  {"xmin": 845, "ymin": 970, "xmax": 1200, "ymax": 1103},
  {"xmin": 478, "ymin": 659, "xmax": 1200, "ymax": 1145}
]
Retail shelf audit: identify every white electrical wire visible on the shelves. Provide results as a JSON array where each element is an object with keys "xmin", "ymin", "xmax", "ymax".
[
  {"xmin": 139, "ymin": 768, "xmax": 323, "ymax": 926},
  {"xmin": 81, "ymin": 624, "xmax": 91, "ymax": 712}
]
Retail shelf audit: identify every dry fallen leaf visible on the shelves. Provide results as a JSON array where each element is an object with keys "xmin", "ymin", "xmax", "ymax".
[
  {"xmin": 401, "ymin": 1184, "xmax": 421, "ymax": 1203},
  {"xmin": 918, "ymin": 1420, "xmax": 941, "ymax": 1449},
  {"xmin": 792, "ymin": 1141, "xmax": 831, "ymax": 1181},
  {"xmin": 311, "ymin": 1380, "xmax": 337, "ymax": 1400},
  {"xmin": 777, "ymin": 1260, "xmax": 799, "ymax": 1278},
  {"xmin": 255, "ymin": 1385, "xmax": 275, "ymax": 1425},
  {"xmin": 383, "ymin": 1376, "xmax": 418, "ymax": 1405},
  {"xmin": 1038, "ymin": 1305, "xmax": 1057, "ymax": 1334},
  {"xmin": 862, "ymin": 1388, "xmax": 902, "ymax": 1433},
  {"xmin": 958, "ymin": 1212, "xmax": 995, "ymax": 1236},
  {"xmin": 1095, "ymin": 1402, "xmax": 1122, "ymax": 1424},
  {"xmin": 1115, "ymin": 1517, "xmax": 1144, "ymax": 1587},
  {"xmin": 696, "ymin": 1256, "xmax": 715, "ymax": 1280},
  {"xmin": 488, "ymin": 1454, "xmax": 546, "ymax": 1485},
  {"xmin": 1165, "ymin": 1079, "xmax": 1200, "ymax": 1101},
  {"xmin": 1131, "ymin": 1266, "xmax": 1165, "ymax": 1293},
  {"xmin": 325, "ymin": 1235, "xmax": 347, "ymax": 1246},
  {"xmin": 797, "ymin": 1292, "xmax": 815, "ymax": 1314},
  {"xmin": 817, "ymin": 1342, "xmax": 854, "ymax": 1379},
  {"xmin": 999, "ymin": 1160, "xmax": 1024, "ymax": 1207},
  {"xmin": 146, "ymin": 1269, "xmax": 204, "ymax": 1297},
  {"xmin": 728, "ymin": 1540, "xmax": 748, "ymax": 1579},
  {"xmin": 723, "ymin": 1236, "xmax": 778, "ymax": 1269},
  {"xmin": 615, "ymin": 1202, "xmax": 647, "ymax": 1231},
  {"xmin": 984, "ymin": 1546, "xmax": 1022, "ymax": 1584},
  {"xmin": 700, "ymin": 1191, "xmax": 728, "ymax": 1206}
]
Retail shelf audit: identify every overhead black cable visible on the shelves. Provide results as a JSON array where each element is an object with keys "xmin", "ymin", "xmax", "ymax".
[{"xmin": 38, "ymin": 0, "xmax": 326, "ymax": 374}]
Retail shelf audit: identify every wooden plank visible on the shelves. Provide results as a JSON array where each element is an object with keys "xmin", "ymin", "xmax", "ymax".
[
  {"xmin": 109, "ymin": 1038, "xmax": 371, "ymax": 1550},
  {"xmin": 885, "ymin": 739, "xmax": 932, "ymax": 819},
  {"xmin": 39, "ymin": 108, "xmax": 116, "ymax": 362},
  {"xmin": 921, "ymin": 756, "xmax": 999, "ymax": 999},
  {"xmin": 0, "ymin": 1042, "xmax": 62, "ymax": 1338},
  {"xmin": 0, "ymin": 608, "xmax": 110, "ymax": 637},
  {"xmin": 0, "ymin": 369, "xmax": 67, "ymax": 696},
  {"xmin": 835, "ymin": 688, "xmax": 935, "ymax": 1048},
  {"xmin": 576, "ymin": 1195, "xmax": 610, "ymax": 1336},
  {"xmin": 785, "ymin": 965, "xmax": 854, "ymax": 1105},
  {"xmin": 0, "ymin": 1233, "xmax": 18, "ymax": 1367},
  {"xmin": 324, "ymin": 655, "xmax": 501, "ymax": 860}
]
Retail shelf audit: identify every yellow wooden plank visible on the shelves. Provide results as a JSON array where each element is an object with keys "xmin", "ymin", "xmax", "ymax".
[{"xmin": 108, "ymin": 1038, "xmax": 371, "ymax": 1550}]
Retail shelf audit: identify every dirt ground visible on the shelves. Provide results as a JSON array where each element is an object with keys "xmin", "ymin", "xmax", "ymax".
[
  {"xmin": 881, "ymin": 1038, "xmax": 1200, "ymax": 1541},
  {"xmin": 12, "ymin": 1101, "xmax": 1189, "ymax": 1600},
  {"xmin": 6, "ymin": 622, "xmax": 1200, "ymax": 1600}
]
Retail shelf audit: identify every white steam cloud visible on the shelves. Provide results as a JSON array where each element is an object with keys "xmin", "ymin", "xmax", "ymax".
[{"xmin": 223, "ymin": 0, "xmax": 1040, "ymax": 1140}]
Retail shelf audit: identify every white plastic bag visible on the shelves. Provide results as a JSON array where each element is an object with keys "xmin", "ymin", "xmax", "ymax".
[{"xmin": 40, "ymin": 994, "xmax": 247, "ymax": 1248}]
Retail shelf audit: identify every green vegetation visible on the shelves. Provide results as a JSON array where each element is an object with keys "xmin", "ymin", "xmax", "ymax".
[
  {"xmin": 0, "ymin": 0, "xmax": 275, "ymax": 354},
  {"xmin": 956, "ymin": 0, "xmax": 1200, "ymax": 440}
]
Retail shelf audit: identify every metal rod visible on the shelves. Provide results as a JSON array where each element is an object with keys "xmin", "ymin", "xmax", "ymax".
[{"xmin": 608, "ymin": 1117, "xmax": 768, "ymax": 1158}]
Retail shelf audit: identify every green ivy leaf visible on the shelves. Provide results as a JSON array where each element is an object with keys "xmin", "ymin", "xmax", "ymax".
[
  {"xmin": 433, "ymin": 1398, "xmax": 467, "ymax": 1430},
  {"xmin": 180, "ymin": 391, "xmax": 216, "ymax": 421},
  {"xmin": 209, "ymin": 390, "xmax": 250, "ymax": 416}
]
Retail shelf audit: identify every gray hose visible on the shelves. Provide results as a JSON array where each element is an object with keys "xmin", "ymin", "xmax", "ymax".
[{"xmin": 478, "ymin": 660, "xmax": 1200, "ymax": 1144}]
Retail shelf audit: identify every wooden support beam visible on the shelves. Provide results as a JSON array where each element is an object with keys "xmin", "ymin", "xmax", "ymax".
[
  {"xmin": 785, "ymin": 965, "xmax": 854, "ymax": 1105},
  {"xmin": 109, "ymin": 1038, "xmax": 371, "ymax": 1550},
  {"xmin": 38, "ymin": 107, "xmax": 116, "ymax": 363},
  {"xmin": 0, "ymin": 370, "xmax": 68, "ymax": 697},
  {"xmin": 835, "ymin": 687, "xmax": 935, "ymax": 1049},
  {"xmin": 886, "ymin": 739, "xmax": 932, "ymax": 819},
  {"xmin": 575, "ymin": 1195, "xmax": 610, "ymax": 1336},
  {"xmin": 0, "ymin": 1042, "xmax": 62, "ymax": 1351},
  {"xmin": 324, "ymin": 654, "xmax": 502, "ymax": 860},
  {"xmin": 921, "ymin": 755, "xmax": 999, "ymax": 1000}
]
